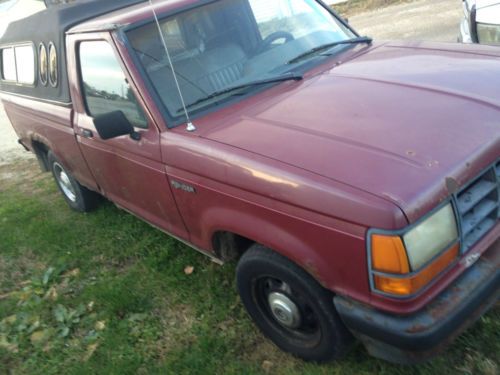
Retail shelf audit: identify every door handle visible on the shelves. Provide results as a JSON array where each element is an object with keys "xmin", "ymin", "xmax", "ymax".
[{"xmin": 81, "ymin": 129, "xmax": 93, "ymax": 139}]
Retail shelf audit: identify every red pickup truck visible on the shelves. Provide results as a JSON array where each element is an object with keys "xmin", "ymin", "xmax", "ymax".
[{"xmin": 1, "ymin": 0, "xmax": 498, "ymax": 364}]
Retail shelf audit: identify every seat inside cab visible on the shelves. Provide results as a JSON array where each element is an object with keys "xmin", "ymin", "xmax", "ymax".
[
  {"xmin": 128, "ymin": 1, "xmax": 254, "ymax": 114},
  {"xmin": 126, "ymin": 0, "xmax": 351, "ymax": 118}
]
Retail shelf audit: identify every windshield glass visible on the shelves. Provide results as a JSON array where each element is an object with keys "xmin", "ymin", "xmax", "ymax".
[{"xmin": 127, "ymin": 0, "xmax": 355, "ymax": 121}]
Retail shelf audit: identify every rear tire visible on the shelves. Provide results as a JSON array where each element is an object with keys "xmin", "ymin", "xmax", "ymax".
[
  {"xmin": 48, "ymin": 151, "xmax": 100, "ymax": 212},
  {"xmin": 236, "ymin": 244, "xmax": 353, "ymax": 362}
]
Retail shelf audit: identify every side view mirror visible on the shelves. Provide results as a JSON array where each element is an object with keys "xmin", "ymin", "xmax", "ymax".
[{"xmin": 93, "ymin": 111, "xmax": 141, "ymax": 141}]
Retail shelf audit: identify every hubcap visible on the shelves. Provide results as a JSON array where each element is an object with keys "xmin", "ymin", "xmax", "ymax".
[
  {"xmin": 54, "ymin": 163, "xmax": 76, "ymax": 202},
  {"xmin": 254, "ymin": 277, "xmax": 321, "ymax": 343},
  {"xmin": 268, "ymin": 292, "xmax": 301, "ymax": 329}
]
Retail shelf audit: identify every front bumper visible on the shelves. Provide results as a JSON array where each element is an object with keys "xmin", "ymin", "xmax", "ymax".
[{"xmin": 334, "ymin": 239, "xmax": 499, "ymax": 364}]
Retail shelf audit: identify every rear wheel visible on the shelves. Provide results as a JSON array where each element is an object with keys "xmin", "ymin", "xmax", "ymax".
[
  {"xmin": 236, "ymin": 244, "xmax": 353, "ymax": 362},
  {"xmin": 48, "ymin": 151, "xmax": 100, "ymax": 212}
]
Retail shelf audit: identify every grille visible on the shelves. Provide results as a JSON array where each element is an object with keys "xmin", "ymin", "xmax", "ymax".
[{"xmin": 456, "ymin": 161, "xmax": 500, "ymax": 252}]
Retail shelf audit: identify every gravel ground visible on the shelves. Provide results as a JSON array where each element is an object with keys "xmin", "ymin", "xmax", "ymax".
[
  {"xmin": 0, "ymin": 0, "xmax": 463, "ymax": 164},
  {"xmin": 349, "ymin": 0, "xmax": 462, "ymax": 42},
  {"xmin": 0, "ymin": 104, "xmax": 33, "ymax": 166}
]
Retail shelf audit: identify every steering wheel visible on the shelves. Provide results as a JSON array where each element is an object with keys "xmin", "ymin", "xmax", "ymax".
[{"xmin": 257, "ymin": 31, "xmax": 295, "ymax": 53}]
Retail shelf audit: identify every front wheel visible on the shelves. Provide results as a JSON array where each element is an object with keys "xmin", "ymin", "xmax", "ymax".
[
  {"xmin": 48, "ymin": 151, "xmax": 100, "ymax": 212},
  {"xmin": 236, "ymin": 245, "xmax": 353, "ymax": 362}
]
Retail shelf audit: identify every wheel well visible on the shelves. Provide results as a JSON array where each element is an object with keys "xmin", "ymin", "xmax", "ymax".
[
  {"xmin": 212, "ymin": 231, "xmax": 254, "ymax": 261},
  {"xmin": 31, "ymin": 140, "xmax": 50, "ymax": 172}
]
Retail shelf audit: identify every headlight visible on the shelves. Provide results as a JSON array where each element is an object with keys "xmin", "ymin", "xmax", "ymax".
[
  {"xmin": 477, "ymin": 23, "xmax": 500, "ymax": 45},
  {"xmin": 369, "ymin": 203, "xmax": 460, "ymax": 297},
  {"xmin": 403, "ymin": 204, "xmax": 458, "ymax": 270}
]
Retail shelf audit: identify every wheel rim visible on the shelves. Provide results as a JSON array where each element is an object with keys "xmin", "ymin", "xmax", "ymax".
[
  {"xmin": 53, "ymin": 163, "xmax": 77, "ymax": 202},
  {"xmin": 254, "ymin": 276, "xmax": 321, "ymax": 344},
  {"xmin": 268, "ymin": 292, "xmax": 301, "ymax": 329}
]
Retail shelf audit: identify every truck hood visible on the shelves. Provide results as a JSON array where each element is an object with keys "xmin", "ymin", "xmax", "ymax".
[{"xmin": 199, "ymin": 42, "xmax": 500, "ymax": 223}]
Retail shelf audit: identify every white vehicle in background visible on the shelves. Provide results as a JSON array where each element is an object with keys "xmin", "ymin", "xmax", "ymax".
[{"xmin": 460, "ymin": 0, "xmax": 500, "ymax": 45}]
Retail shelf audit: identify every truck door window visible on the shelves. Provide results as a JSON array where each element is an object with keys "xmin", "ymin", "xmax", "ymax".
[{"xmin": 79, "ymin": 41, "xmax": 148, "ymax": 129}]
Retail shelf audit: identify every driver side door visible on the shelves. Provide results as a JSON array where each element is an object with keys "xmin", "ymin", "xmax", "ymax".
[{"xmin": 68, "ymin": 33, "xmax": 188, "ymax": 239}]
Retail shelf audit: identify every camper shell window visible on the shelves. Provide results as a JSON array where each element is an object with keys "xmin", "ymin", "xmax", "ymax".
[{"xmin": 0, "ymin": 43, "xmax": 35, "ymax": 85}]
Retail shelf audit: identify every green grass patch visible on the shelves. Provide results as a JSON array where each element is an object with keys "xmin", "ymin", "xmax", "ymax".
[{"xmin": 0, "ymin": 161, "xmax": 499, "ymax": 374}]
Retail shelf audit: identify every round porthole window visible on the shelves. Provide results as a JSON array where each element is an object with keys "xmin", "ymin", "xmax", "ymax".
[
  {"xmin": 39, "ymin": 43, "xmax": 48, "ymax": 86},
  {"xmin": 48, "ymin": 42, "xmax": 58, "ymax": 87}
]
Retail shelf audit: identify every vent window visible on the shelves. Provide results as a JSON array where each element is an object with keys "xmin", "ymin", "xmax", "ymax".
[
  {"xmin": 48, "ymin": 42, "xmax": 58, "ymax": 87},
  {"xmin": 39, "ymin": 43, "xmax": 48, "ymax": 85}
]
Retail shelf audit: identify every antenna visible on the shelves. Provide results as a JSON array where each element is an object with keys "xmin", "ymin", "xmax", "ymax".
[{"xmin": 148, "ymin": 0, "xmax": 196, "ymax": 132}]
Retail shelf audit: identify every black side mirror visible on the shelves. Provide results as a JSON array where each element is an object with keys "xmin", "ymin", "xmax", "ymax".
[
  {"xmin": 93, "ymin": 111, "xmax": 140, "ymax": 141},
  {"xmin": 469, "ymin": 5, "xmax": 479, "ymax": 43}
]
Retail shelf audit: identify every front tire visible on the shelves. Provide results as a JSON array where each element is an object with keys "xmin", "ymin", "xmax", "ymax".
[
  {"xmin": 48, "ymin": 151, "xmax": 100, "ymax": 212},
  {"xmin": 236, "ymin": 244, "xmax": 353, "ymax": 362}
]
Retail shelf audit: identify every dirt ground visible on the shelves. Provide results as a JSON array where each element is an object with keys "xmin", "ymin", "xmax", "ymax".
[
  {"xmin": 349, "ymin": 0, "xmax": 462, "ymax": 42},
  {"xmin": 0, "ymin": 105, "xmax": 33, "ymax": 166}
]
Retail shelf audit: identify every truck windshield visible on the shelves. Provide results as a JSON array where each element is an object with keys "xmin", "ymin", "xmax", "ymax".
[{"xmin": 127, "ymin": 0, "xmax": 355, "ymax": 121}]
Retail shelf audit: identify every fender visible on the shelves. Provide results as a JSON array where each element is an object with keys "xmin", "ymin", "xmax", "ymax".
[
  {"xmin": 205, "ymin": 207, "xmax": 322, "ymax": 274},
  {"xmin": 186, "ymin": 195, "xmax": 369, "ymax": 298}
]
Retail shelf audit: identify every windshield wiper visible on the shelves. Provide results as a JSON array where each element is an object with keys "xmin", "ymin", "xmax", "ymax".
[
  {"xmin": 178, "ymin": 73, "xmax": 303, "ymax": 112},
  {"xmin": 287, "ymin": 36, "xmax": 372, "ymax": 65}
]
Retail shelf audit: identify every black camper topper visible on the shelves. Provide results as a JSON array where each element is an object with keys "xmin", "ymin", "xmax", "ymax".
[{"xmin": 0, "ymin": 0, "xmax": 145, "ymax": 104}]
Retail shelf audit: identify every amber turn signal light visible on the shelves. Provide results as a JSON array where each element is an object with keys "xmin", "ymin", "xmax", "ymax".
[
  {"xmin": 374, "ymin": 243, "xmax": 459, "ymax": 296},
  {"xmin": 371, "ymin": 234, "xmax": 410, "ymax": 274}
]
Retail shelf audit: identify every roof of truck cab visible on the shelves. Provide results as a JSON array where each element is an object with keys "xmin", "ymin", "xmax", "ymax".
[
  {"xmin": 0, "ymin": 0, "xmax": 147, "ymax": 103},
  {"xmin": 67, "ymin": 0, "xmax": 198, "ymax": 34}
]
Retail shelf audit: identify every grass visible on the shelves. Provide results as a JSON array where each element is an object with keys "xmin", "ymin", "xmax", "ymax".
[
  {"xmin": 0, "ymin": 159, "xmax": 499, "ymax": 374},
  {"xmin": 332, "ymin": 0, "xmax": 418, "ymax": 17}
]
